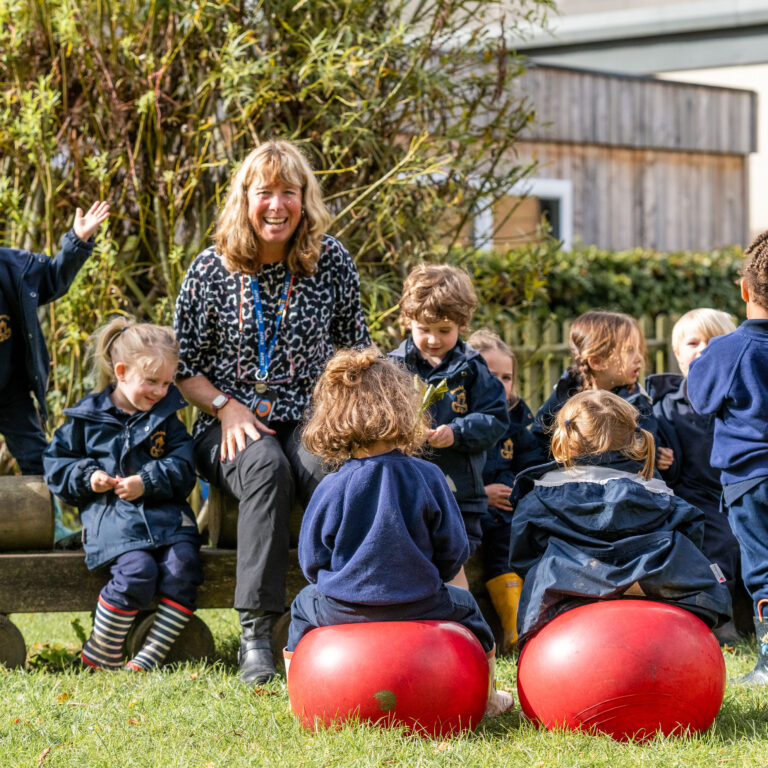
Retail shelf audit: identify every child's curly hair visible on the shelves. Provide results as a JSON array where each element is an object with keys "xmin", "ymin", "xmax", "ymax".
[
  {"xmin": 302, "ymin": 347, "xmax": 429, "ymax": 469},
  {"xmin": 398, "ymin": 263, "xmax": 477, "ymax": 331},
  {"xmin": 568, "ymin": 311, "xmax": 646, "ymax": 391},
  {"xmin": 550, "ymin": 390, "xmax": 656, "ymax": 480},
  {"xmin": 742, "ymin": 230, "xmax": 768, "ymax": 311}
]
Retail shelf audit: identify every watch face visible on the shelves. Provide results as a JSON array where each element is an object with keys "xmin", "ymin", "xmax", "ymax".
[{"xmin": 212, "ymin": 395, "xmax": 227, "ymax": 409}]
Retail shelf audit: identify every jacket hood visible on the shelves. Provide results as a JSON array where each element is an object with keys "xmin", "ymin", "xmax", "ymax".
[{"xmin": 645, "ymin": 373, "xmax": 685, "ymax": 403}]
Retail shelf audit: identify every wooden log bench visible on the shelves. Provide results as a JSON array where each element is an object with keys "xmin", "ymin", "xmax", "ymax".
[{"xmin": 0, "ymin": 483, "xmax": 502, "ymax": 669}]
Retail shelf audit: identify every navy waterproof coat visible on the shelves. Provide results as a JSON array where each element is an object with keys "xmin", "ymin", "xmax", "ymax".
[
  {"xmin": 509, "ymin": 452, "xmax": 732, "ymax": 644},
  {"xmin": 43, "ymin": 386, "xmax": 200, "ymax": 569},
  {"xmin": 0, "ymin": 230, "xmax": 93, "ymax": 418},
  {"xmin": 531, "ymin": 369, "xmax": 658, "ymax": 457},
  {"xmin": 389, "ymin": 338, "xmax": 509, "ymax": 515}
]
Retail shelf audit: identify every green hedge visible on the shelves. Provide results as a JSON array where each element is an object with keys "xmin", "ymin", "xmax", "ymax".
[{"xmin": 541, "ymin": 244, "xmax": 746, "ymax": 322}]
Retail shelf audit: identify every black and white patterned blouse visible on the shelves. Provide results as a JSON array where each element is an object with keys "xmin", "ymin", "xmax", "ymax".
[{"xmin": 174, "ymin": 235, "xmax": 371, "ymax": 437}]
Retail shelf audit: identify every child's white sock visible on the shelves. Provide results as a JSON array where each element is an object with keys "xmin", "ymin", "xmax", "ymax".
[
  {"xmin": 82, "ymin": 595, "xmax": 138, "ymax": 669},
  {"xmin": 126, "ymin": 598, "xmax": 192, "ymax": 671}
]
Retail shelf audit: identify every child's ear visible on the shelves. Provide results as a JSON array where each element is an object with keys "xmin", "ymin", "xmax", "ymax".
[
  {"xmin": 586, "ymin": 355, "xmax": 604, "ymax": 371},
  {"xmin": 114, "ymin": 361, "xmax": 128, "ymax": 381},
  {"xmin": 741, "ymin": 278, "xmax": 750, "ymax": 303}
]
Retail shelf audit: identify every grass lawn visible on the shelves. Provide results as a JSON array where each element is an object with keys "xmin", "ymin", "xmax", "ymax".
[{"xmin": 2, "ymin": 610, "xmax": 768, "ymax": 768}]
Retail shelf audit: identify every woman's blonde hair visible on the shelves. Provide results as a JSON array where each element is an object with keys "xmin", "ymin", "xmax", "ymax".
[
  {"xmin": 302, "ymin": 347, "xmax": 429, "ymax": 469},
  {"xmin": 398, "ymin": 263, "xmax": 477, "ymax": 330},
  {"xmin": 91, "ymin": 316, "xmax": 178, "ymax": 391},
  {"xmin": 550, "ymin": 390, "xmax": 656, "ymax": 480},
  {"xmin": 214, "ymin": 140, "xmax": 331, "ymax": 277},
  {"xmin": 467, "ymin": 328, "xmax": 520, "ymax": 407},
  {"xmin": 671, "ymin": 308, "xmax": 736, "ymax": 353},
  {"xmin": 569, "ymin": 311, "xmax": 646, "ymax": 391}
]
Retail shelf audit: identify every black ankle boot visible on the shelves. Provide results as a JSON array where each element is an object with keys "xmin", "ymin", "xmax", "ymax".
[
  {"xmin": 238, "ymin": 610, "xmax": 279, "ymax": 685},
  {"xmin": 733, "ymin": 617, "xmax": 768, "ymax": 686}
]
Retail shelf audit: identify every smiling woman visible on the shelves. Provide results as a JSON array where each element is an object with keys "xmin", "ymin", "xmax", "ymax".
[{"xmin": 173, "ymin": 140, "xmax": 372, "ymax": 686}]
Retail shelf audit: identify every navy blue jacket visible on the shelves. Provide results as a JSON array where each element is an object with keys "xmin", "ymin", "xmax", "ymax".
[
  {"xmin": 482, "ymin": 398, "xmax": 546, "ymax": 521},
  {"xmin": 509, "ymin": 453, "xmax": 732, "ymax": 643},
  {"xmin": 43, "ymin": 386, "xmax": 200, "ymax": 569},
  {"xmin": 647, "ymin": 373, "xmax": 721, "ymax": 515},
  {"xmin": 531, "ymin": 369, "xmax": 658, "ymax": 457},
  {"xmin": 0, "ymin": 230, "xmax": 94, "ymax": 418},
  {"xmin": 688, "ymin": 320, "xmax": 768, "ymax": 485},
  {"xmin": 298, "ymin": 450, "xmax": 469, "ymax": 605},
  {"xmin": 389, "ymin": 338, "xmax": 509, "ymax": 515}
]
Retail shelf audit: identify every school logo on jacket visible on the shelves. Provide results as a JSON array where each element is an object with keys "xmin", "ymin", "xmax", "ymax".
[
  {"xmin": 500, "ymin": 438, "xmax": 515, "ymax": 460},
  {"xmin": 0, "ymin": 315, "xmax": 10, "ymax": 343},
  {"xmin": 149, "ymin": 431, "xmax": 166, "ymax": 458},
  {"xmin": 450, "ymin": 385, "xmax": 468, "ymax": 414}
]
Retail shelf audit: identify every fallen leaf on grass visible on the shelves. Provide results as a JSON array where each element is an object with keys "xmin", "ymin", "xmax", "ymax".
[
  {"xmin": 127, "ymin": 718, "xmax": 140, "ymax": 726},
  {"xmin": 189, "ymin": 672, "xmax": 199, "ymax": 680},
  {"xmin": 252, "ymin": 687, "xmax": 279, "ymax": 696},
  {"xmin": 57, "ymin": 693, "xmax": 71, "ymax": 703},
  {"xmin": 722, "ymin": 644, "xmax": 735, "ymax": 653},
  {"xmin": 37, "ymin": 747, "xmax": 51, "ymax": 767},
  {"xmin": 433, "ymin": 742, "xmax": 451, "ymax": 752}
]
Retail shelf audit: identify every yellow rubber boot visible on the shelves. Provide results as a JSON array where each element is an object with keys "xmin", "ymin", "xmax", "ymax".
[{"xmin": 485, "ymin": 572, "xmax": 523, "ymax": 654}]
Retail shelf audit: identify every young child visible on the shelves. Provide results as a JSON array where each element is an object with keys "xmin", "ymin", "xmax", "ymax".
[
  {"xmin": 467, "ymin": 329, "xmax": 545, "ymax": 652},
  {"xmin": 532, "ymin": 310, "xmax": 657, "ymax": 456},
  {"xmin": 688, "ymin": 231, "xmax": 768, "ymax": 684},
  {"xmin": 285, "ymin": 348, "xmax": 512, "ymax": 715},
  {"xmin": 389, "ymin": 265, "xmax": 509, "ymax": 579},
  {"xmin": 44, "ymin": 318, "xmax": 202, "ymax": 671},
  {"xmin": 646, "ymin": 309, "xmax": 745, "ymax": 643},
  {"xmin": 0, "ymin": 201, "xmax": 109, "ymax": 542},
  {"xmin": 509, "ymin": 390, "xmax": 731, "ymax": 646}
]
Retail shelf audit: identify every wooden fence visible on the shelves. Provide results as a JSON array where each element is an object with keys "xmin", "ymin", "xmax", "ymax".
[{"xmin": 500, "ymin": 314, "xmax": 681, "ymax": 412}]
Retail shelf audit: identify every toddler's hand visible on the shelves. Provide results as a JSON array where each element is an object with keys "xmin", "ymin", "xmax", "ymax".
[
  {"xmin": 73, "ymin": 201, "xmax": 110, "ymax": 241},
  {"xmin": 114, "ymin": 474, "xmax": 145, "ymax": 501},
  {"xmin": 656, "ymin": 446, "xmax": 674, "ymax": 470},
  {"xmin": 427, "ymin": 424, "xmax": 455, "ymax": 448},
  {"xmin": 90, "ymin": 470, "xmax": 117, "ymax": 493},
  {"xmin": 485, "ymin": 483, "xmax": 514, "ymax": 512}
]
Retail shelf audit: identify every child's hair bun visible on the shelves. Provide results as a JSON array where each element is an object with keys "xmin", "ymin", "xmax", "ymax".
[{"xmin": 323, "ymin": 347, "xmax": 380, "ymax": 388}]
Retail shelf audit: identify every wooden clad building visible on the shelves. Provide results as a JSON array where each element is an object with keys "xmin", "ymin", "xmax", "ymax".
[{"xmin": 481, "ymin": 64, "xmax": 757, "ymax": 252}]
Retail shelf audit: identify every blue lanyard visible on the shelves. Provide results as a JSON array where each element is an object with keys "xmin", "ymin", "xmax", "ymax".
[{"xmin": 249, "ymin": 271, "xmax": 293, "ymax": 381}]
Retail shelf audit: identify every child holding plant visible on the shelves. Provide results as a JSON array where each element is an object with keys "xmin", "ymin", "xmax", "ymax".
[
  {"xmin": 285, "ymin": 347, "xmax": 513, "ymax": 716},
  {"xmin": 389, "ymin": 265, "xmax": 509, "ymax": 586},
  {"xmin": 44, "ymin": 317, "xmax": 202, "ymax": 671}
]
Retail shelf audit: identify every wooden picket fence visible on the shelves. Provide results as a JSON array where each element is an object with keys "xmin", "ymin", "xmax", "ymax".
[{"xmin": 499, "ymin": 314, "xmax": 681, "ymax": 412}]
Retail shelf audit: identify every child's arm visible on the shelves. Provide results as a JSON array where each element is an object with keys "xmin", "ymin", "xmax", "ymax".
[
  {"xmin": 43, "ymin": 420, "xmax": 106, "ymax": 506},
  {"xmin": 687, "ymin": 341, "xmax": 737, "ymax": 416},
  {"xmin": 135, "ymin": 414, "xmax": 197, "ymax": 503},
  {"xmin": 507, "ymin": 494, "xmax": 551, "ymax": 576},
  {"xmin": 36, "ymin": 201, "xmax": 110, "ymax": 305},
  {"xmin": 436, "ymin": 365, "xmax": 510, "ymax": 453}
]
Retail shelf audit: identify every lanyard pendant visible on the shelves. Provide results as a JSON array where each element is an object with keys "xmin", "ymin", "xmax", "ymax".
[{"xmin": 254, "ymin": 381, "xmax": 268, "ymax": 394}]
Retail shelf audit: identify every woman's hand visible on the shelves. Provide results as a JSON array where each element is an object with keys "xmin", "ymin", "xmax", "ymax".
[
  {"xmin": 114, "ymin": 475, "xmax": 145, "ymax": 501},
  {"xmin": 656, "ymin": 446, "xmax": 674, "ymax": 470},
  {"xmin": 219, "ymin": 398, "xmax": 275, "ymax": 461},
  {"xmin": 427, "ymin": 425, "xmax": 455, "ymax": 449},
  {"xmin": 485, "ymin": 483, "xmax": 514, "ymax": 512}
]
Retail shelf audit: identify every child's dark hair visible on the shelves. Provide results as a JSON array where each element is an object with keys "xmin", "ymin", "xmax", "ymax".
[
  {"xmin": 568, "ymin": 311, "xmax": 645, "ymax": 391},
  {"xmin": 467, "ymin": 328, "xmax": 520, "ymax": 407},
  {"xmin": 742, "ymin": 230, "xmax": 768, "ymax": 310},
  {"xmin": 550, "ymin": 390, "xmax": 655, "ymax": 480},
  {"xmin": 398, "ymin": 263, "xmax": 477, "ymax": 330},
  {"xmin": 302, "ymin": 347, "xmax": 430, "ymax": 469},
  {"xmin": 91, "ymin": 316, "xmax": 178, "ymax": 390}
]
